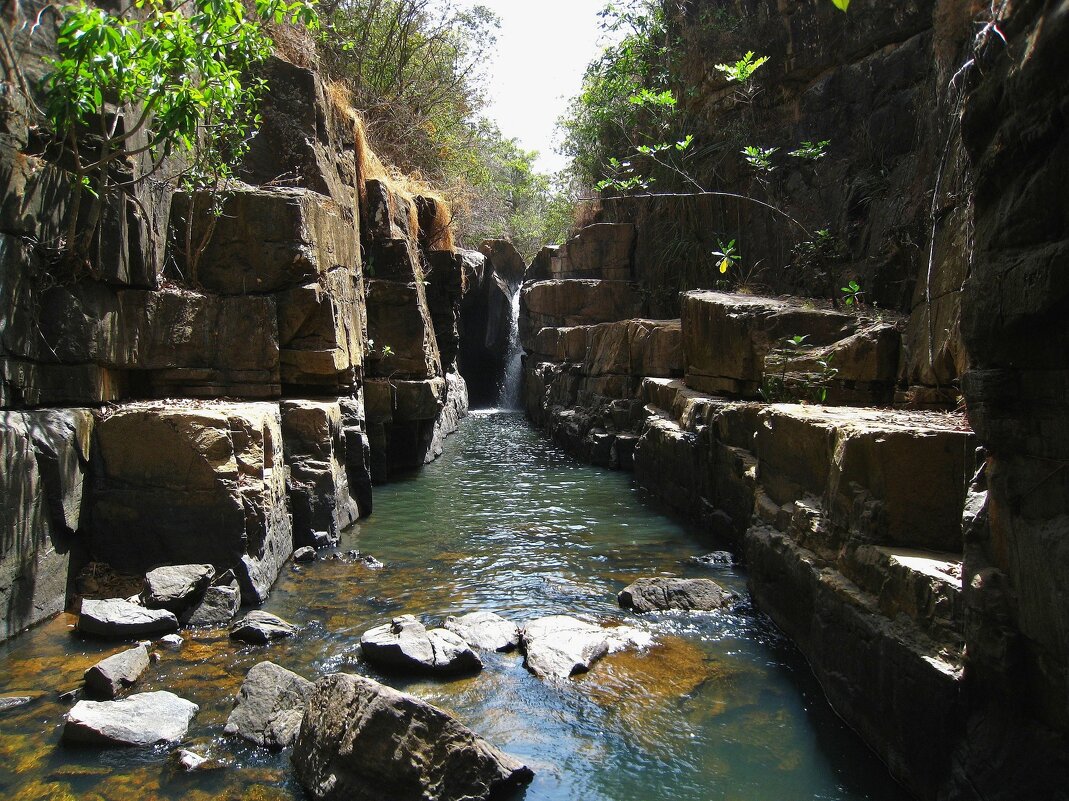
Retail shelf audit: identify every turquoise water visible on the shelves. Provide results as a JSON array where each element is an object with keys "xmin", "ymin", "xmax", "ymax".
[{"xmin": 0, "ymin": 411, "xmax": 909, "ymax": 801}]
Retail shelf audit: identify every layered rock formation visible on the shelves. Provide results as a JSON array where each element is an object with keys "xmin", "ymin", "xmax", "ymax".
[
  {"xmin": 519, "ymin": 1, "xmax": 1069, "ymax": 792},
  {"xmin": 0, "ymin": 23, "xmax": 470, "ymax": 637}
]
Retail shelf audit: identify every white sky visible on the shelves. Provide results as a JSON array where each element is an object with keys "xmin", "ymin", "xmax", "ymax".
[{"xmin": 472, "ymin": 0, "xmax": 611, "ymax": 175}]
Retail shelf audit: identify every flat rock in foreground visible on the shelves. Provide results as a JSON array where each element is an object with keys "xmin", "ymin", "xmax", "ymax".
[
  {"xmin": 77, "ymin": 598, "xmax": 178, "ymax": 639},
  {"xmin": 361, "ymin": 615, "xmax": 481, "ymax": 675},
  {"xmin": 443, "ymin": 611, "xmax": 520, "ymax": 652},
  {"xmin": 519, "ymin": 615, "xmax": 614, "ymax": 680},
  {"xmin": 62, "ymin": 691, "xmax": 198, "ymax": 746},
  {"xmin": 225, "ymin": 661, "xmax": 314, "ymax": 750},
  {"xmin": 292, "ymin": 673, "xmax": 533, "ymax": 801},
  {"xmin": 617, "ymin": 577, "xmax": 738, "ymax": 613}
]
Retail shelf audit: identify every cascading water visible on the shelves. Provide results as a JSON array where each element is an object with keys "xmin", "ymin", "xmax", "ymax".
[{"xmin": 496, "ymin": 284, "xmax": 524, "ymax": 410}]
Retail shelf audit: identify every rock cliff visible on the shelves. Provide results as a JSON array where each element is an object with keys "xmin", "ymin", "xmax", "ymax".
[
  {"xmin": 0, "ymin": 12, "xmax": 471, "ymax": 636},
  {"xmin": 519, "ymin": 0, "xmax": 1069, "ymax": 796}
]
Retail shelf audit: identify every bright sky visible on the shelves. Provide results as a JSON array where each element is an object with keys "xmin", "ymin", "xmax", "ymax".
[{"xmin": 472, "ymin": 0, "xmax": 611, "ymax": 175}]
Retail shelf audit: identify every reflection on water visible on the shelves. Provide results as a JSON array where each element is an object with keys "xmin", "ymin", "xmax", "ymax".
[{"xmin": 0, "ymin": 411, "xmax": 909, "ymax": 801}]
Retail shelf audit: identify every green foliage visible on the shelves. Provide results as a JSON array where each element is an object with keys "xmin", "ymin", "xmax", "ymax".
[
  {"xmin": 42, "ymin": 0, "xmax": 317, "ymax": 255},
  {"xmin": 711, "ymin": 238, "xmax": 739, "ymax": 274},
  {"xmin": 788, "ymin": 140, "xmax": 830, "ymax": 160},
  {"xmin": 742, "ymin": 145, "xmax": 778, "ymax": 173},
  {"xmin": 558, "ymin": 0, "xmax": 671, "ymax": 188},
  {"xmin": 714, "ymin": 51, "xmax": 769, "ymax": 83},
  {"xmin": 831, "ymin": 0, "xmax": 851, "ymax": 11},
  {"xmin": 841, "ymin": 279, "xmax": 864, "ymax": 306}
]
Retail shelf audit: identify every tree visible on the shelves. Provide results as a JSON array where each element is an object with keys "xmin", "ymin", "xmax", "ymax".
[{"xmin": 42, "ymin": 0, "xmax": 318, "ymax": 260}]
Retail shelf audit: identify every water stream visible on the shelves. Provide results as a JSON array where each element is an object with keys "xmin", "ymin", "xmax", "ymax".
[{"xmin": 0, "ymin": 412, "xmax": 910, "ymax": 801}]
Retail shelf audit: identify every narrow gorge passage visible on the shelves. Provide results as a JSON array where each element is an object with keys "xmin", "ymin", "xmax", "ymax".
[{"xmin": 0, "ymin": 412, "xmax": 909, "ymax": 801}]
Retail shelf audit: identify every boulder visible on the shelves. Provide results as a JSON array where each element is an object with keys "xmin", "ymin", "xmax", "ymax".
[
  {"xmin": 83, "ymin": 645, "xmax": 150, "ymax": 700},
  {"xmin": 62, "ymin": 691, "xmax": 198, "ymax": 746},
  {"xmin": 224, "ymin": 661, "xmax": 314, "ymax": 750},
  {"xmin": 293, "ymin": 546, "xmax": 317, "ymax": 563},
  {"xmin": 519, "ymin": 615, "xmax": 613, "ymax": 680},
  {"xmin": 184, "ymin": 582, "xmax": 240, "ymax": 628},
  {"xmin": 230, "ymin": 611, "xmax": 298, "ymax": 645},
  {"xmin": 87, "ymin": 402, "xmax": 293, "ymax": 605},
  {"xmin": 139, "ymin": 564, "xmax": 215, "ymax": 612},
  {"xmin": 360, "ymin": 615, "xmax": 481, "ymax": 675},
  {"xmin": 291, "ymin": 673, "xmax": 533, "ymax": 801},
  {"xmin": 77, "ymin": 599, "xmax": 178, "ymax": 639},
  {"xmin": 617, "ymin": 577, "xmax": 738, "ymax": 613},
  {"xmin": 691, "ymin": 551, "xmax": 734, "ymax": 568},
  {"xmin": 443, "ymin": 611, "xmax": 520, "ymax": 652}
]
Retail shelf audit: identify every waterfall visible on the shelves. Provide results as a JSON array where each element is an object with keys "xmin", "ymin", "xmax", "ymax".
[{"xmin": 496, "ymin": 284, "xmax": 523, "ymax": 410}]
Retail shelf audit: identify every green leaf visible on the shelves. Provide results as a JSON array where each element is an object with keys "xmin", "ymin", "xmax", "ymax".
[{"xmin": 831, "ymin": 0, "xmax": 850, "ymax": 10}]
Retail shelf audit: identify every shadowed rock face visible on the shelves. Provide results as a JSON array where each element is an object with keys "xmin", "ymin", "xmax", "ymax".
[{"xmin": 292, "ymin": 673, "xmax": 533, "ymax": 801}]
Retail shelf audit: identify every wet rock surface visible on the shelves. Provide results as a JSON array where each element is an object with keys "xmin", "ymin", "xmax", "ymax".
[
  {"xmin": 443, "ymin": 611, "xmax": 519, "ymax": 652},
  {"xmin": 292, "ymin": 672, "xmax": 534, "ymax": 801},
  {"xmin": 519, "ymin": 615, "xmax": 614, "ymax": 680},
  {"xmin": 230, "ymin": 611, "xmax": 298, "ymax": 645},
  {"xmin": 360, "ymin": 615, "xmax": 481, "ymax": 675},
  {"xmin": 618, "ymin": 577, "xmax": 738, "ymax": 614},
  {"xmin": 77, "ymin": 599, "xmax": 178, "ymax": 639},
  {"xmin": 83, "ymin": 645, "xmax": 150, "ymax": 700},
  {"xmin": 224, "ymin": 661, "xmax": 314, "ymax": 750},
  {"xmin": 62, "ymin": 691, "xmax": 199, "ymax": 746}
]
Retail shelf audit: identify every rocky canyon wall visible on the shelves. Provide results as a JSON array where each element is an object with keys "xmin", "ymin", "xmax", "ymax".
[
  {"xmin": 519, "ymin": 0, "xmax": 1068, "ymax": 797},
  {"xmin": 0, "ymin": 5, "xmax": 471, "ymax": 638}
]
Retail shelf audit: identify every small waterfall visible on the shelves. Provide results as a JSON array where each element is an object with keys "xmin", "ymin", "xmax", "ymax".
[{"xmin": 496, "ymin": 284, "xmax": 523, "ymax": 410}]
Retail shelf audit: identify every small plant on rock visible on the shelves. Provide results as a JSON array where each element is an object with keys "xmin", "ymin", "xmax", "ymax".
[{"xmin": 840, "ymin": 279, "xmax": 864, "ymax": 308}]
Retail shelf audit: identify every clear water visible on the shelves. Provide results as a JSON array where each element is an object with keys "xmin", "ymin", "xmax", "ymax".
[{"xmin": 0, "ymin": 411, "xmax": 910, "ymax": 801}]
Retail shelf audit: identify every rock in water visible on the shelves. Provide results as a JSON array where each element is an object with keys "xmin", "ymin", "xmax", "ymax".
[
  {"xmin": 78, "ymin": 598, "xmax": 178, "ymax": 639},
  {"xmin": 0, "ymin": 696, "xmax": 34, "ymax": 712},
  {"xmin": 225, "ymin": 661, "xmax": 314, "ymax": 750},
  {"xmin": 443, "ymin": 611, "xmax": 520, "ymax": 652},
  {"xmin": 360, "ymin": 615, "xmax": 481, "ymax": 675},
  {"xmin": 291, "ymin": 673, "xmax": 533, "ymax": 801},
  {"xmin": 140, "ymin": 564, "xmax": 215, "ymax": 612},
  {"xmin": 519, "ymin": 616, "xmax": 612, "ymax": 679},
  {"xmin": 690, "ymin": 551, "xmax": 734, "ymax": 568},
  {"xmin": 62, "ymin": 691, "xmax": 198, "ymax": 746},
  {"xmin": 184, "ymin": 582, "xmax": 241, "ymax": 627},
  {"xmin": 83, "ymin": 645, "xmax": 150, "ymax": 700},
  {"xmin": 617, "ymin": 577, "xmax": 738, "ymax": 613},
  {"xmin": 293, "ymin": 546, "xmax": 317, "ymax": 563},
  {"xmin": 230, "ymin": 611, "xmax": 298, "ymax": 645}
]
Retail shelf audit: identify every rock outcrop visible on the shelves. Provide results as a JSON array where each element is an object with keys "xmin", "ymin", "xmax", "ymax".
[{"xmin": 291, "ymin": 673, "xmax": 533, "ymax": 801}]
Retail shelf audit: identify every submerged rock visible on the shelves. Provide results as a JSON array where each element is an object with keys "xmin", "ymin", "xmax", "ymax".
[
  {"xmin": 230, "ymin": 611, "xmax": 298, "ymax": 645},
  {"xmin": 617, "ymin": 577, "xmax": 738, "ymax": 613},
  {"xmin": 690, "ymin": 551, "xmax": 734, "ymax": 568},
  {"xmin": 225, "ymin": 661, "xmax": 314, "ymax": 750},
  {"xmin": 520, "ymin": 615, "xmax": 613, "ymax": 680},
  {"xmin": 83, "ymin": 645, "xmax": 150, "ymax": 700},
  {"xmin": 291, "ymin": 673, "xmax": 533, "ymax": 801},
  {"xmin": 78, "ymin": 598, "xmax": 178, "ymax": 639},
  {"xmin": 0, "ymin": 695, "xmax": 35, "ymax": 712},
  {"xmin": 158, "ymin": 634, "xmax": 184, "ymax": 649},
  {"xmin": 443, "ymin": 611, "xmax": 520, "ymax": 652},
  {"xmin": 175, "ymin": 749, "xmax": 209, "ymax": 771},
  {"xmin": 62, "ymin": 691, "xmax": 198, "ymax": 746},
  {"xmin": 139, "ymin": 564, "xmax": 215, "ymax": 612},
  {"xmin": 361, "ymin": 615, "xmax": 481, "ymax": 675}
]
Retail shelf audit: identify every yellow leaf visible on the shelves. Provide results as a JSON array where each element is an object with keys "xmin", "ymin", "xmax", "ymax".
[{"xmin": 719, "ymin": 258, "xmax": 730, "ymax": 274}]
